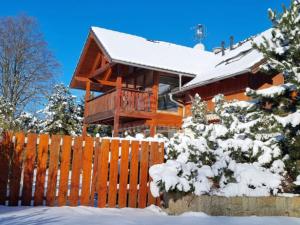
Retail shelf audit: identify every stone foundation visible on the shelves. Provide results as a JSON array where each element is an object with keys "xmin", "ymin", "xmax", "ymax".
[{"xmin": 164, "ymin": 193, "xmax": 300, "ymax": 217}]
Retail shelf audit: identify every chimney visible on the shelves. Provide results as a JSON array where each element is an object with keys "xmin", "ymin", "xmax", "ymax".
[
  {"xmin": 230, "ymin": 36, "xmax": 234, "ymax": 50},
  {"xmin": 221, "ymin": 41, "xmax": 225, "ymax": 56},
  {"xmin": 213, "ymin": 47, "xmax": 222, "ymax": 54}
]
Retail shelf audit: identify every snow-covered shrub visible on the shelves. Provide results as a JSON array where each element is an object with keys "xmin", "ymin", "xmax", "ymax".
[
  {"xmin": 150, "ymin": 94, "xmax": 288, "ymax": 197},
  {"xmin": 0, "ymin": 96, "xmax": 15, "ymax": 132}
]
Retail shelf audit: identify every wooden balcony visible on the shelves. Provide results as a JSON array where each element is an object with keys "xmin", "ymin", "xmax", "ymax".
[{"xmin": 85, "ymin": 88, "xmax": 154, "ymax": 124}]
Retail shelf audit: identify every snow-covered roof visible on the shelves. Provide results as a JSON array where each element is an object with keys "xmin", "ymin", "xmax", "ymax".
[
  {"xmin": 76, "ymin": 27, "xmax": 272, "ymax": 92},
  {"xmin": 91, "ymin": 27, "xmax": 216, "ymax": 77},
  {"xmin": 180, "ymin": 29, "xmax": 272, "ymax": 91}
]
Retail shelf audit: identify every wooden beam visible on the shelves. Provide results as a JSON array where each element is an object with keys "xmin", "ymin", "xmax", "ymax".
[
  {"xmin": 150, "ymin": 71, "xmax": 159, "ymax": 137},
  {"xmin": 90, "ymin": 78, "xmax": 116, "ymax": 87},
  {"xmin": 91, "ymin": 53, "xmax": 102, "ymax": 72},
  {"xmin": 82, "ymin": 81, "xmax": 91, "ymax": 136},
  {"xmin": 101, "ymin": 54, "xmax": 107, "ymax": 67},
  {"xmin": 103, "ymin": 67, "xmax": 112, "ymax": 81},
  {"xmin": 113, "ymin": 76, "xmax": 122, "ymax": 137},
  {"xmin": 85, "ymin": 63, "xmax": 112, "ymax": 79},
  {"xmin": 74, "ymin": 77, "xmax": 116, "ymax": 87},
  {"xmin": 151, "ymin": 71, "xmax": 159, "ymax": 112},
  {"xmin": 149, "ymin": 120, "xmax": 156, "ymax": 137}
]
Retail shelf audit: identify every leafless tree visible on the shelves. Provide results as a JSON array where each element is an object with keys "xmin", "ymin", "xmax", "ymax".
[{"xmin": 0, "ymin": 15, "xmax": 59, "ymax": 117}]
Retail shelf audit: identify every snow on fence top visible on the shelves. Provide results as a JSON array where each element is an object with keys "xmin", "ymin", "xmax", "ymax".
[{"xmin": 12, "ymin": 134, "xmax": 165, "ymax": 147}]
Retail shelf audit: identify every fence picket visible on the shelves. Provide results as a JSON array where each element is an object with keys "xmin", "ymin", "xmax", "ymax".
[
  {"xmin": 80, "ymin": 136, "xmax": 94, "ymax": 206},
  {"xmin": 69, "ymin": 136, "xmax": 83, "ymax": 206},
  {"xmin": 9, "ymin": 132, "xmax": 25, "ymax": 206},
  {"xmin": 128, "ymin": 141, "xmax": 139, "ymax": 208},
  {"xmin": 97, "ymin": 139, "xmax": 110, "ymax": 207},
  {"xmin": 118, "ymin": 140, "xmax": 129, "ymax": 208},
  {"xmin": 46, "ymin": 135, "xmax": 61, "ymax": 206},
  {"xmin": 21, "ymin": 133, "xmax": 38, "ymax": 206},
  {"xmin": 0, "ymin": 132, "xmax": 12, "ymax": 205},
  {"xmin": 147, "ymin": 142, "xmax": 158, "ymax": 205},
  {"xmin": 57, "ymin": 135, "xmax": 72, "ymax": 206},
  {"xmin": 89, "ymin": 138, "xmax": 100, "ymax": 206},
  {"xmin": 156, "ymin": 142, "xmax": 164, "ymax": 206},
  {"xmin": 108, "ymin": 140, "xmax": 119, "ymax": 207},
  {"xmin": 138, "ymin": 141, "xmax": 149, "ymax": 208},
  {"xmin": 34, "ymin": 134, "xmax": 49, "ymax": 206}
]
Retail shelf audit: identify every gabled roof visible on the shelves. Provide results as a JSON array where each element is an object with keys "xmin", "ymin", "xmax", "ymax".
[
  {"xmin": 180, "ymin": 29, "xmax": 272, "ymax": 91},
  {"xmin": 71, "ymin": 27, "xmax": 272, "ymax": 92},
  {"xmin": 91, "ymin": 27, "xmax": 216, "ymax": 77}
]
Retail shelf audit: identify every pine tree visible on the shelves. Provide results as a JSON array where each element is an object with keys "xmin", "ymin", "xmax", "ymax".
[
  {"xmin": 40, "ymin": 84, "xmax": 83, "ymax": 136},
  {"xmin": 252, "ymin": 0, "xmax": 300, "ymax": 184},
  {"xmin": 253, "ymin": 0, "xmax": 300, "ymax": 85},
  {"xmin": 191, "ymin": 94, "xmax": 207, "ymax": 124},
  {"xmin": 16, "ymin": 112, "xmax": 40, "ymax": 133}
]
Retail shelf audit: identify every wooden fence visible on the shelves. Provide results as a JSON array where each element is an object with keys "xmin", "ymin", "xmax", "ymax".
[{"xmin": 0, "ymin": 132, "xmax": 164, "ymax": 208}]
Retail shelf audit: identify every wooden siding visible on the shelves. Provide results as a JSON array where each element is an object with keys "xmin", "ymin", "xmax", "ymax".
[{"xmin": 184, "ymin": 72, "xmax": 284, "ymax": 116}]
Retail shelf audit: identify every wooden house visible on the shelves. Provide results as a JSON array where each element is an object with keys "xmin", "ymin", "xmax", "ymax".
[{"xmin": 70, "ymin": 27, "xmax": 283, "ymax": 137}]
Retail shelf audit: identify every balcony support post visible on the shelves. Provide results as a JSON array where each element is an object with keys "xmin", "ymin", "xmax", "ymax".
[
  {"xmin": 82, "ymin": 80, "xmax": 91, "ymax": 136},
  {"xmin": 150, "ymin": 71, "xmax": 159, "ymax": 137},
  {"xmin": 113, "ymin": 76, "xmax": 122, "ymax": 137}
]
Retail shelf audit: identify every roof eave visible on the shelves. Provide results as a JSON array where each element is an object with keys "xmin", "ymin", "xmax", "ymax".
[
  {"xmin": 172, "ymin": 68, "xmax": 252, "ymax": 95},
  {"xmin": 112, "ymin": 58, "xmax": 196, "ymax": 78}
]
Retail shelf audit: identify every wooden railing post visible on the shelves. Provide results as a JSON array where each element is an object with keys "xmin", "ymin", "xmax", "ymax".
[
  {"xmin": 82, "ymin": 81, "xmax": 91, "ymax": 136},
  {"xmin": 113, "ymin": 76, "xmax": 122, "ymax": 137},
  {"xmin": 150, "ymin": 72, "xmax": 159, "ymax": 137}
]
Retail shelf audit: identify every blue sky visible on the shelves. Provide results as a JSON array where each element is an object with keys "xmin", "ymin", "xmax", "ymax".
[{"xmin": 0, "ymin": 0, "xmax": 290, "ymax": 98}]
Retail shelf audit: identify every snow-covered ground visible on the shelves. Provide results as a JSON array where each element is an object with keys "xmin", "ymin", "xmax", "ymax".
[{"xmin": 0, "ymin": 205, "xmax": 300, "ymax": 225}]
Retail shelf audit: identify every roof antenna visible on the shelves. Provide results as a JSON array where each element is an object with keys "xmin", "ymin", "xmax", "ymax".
[
  {"xmin": 193, "ymin": 24, "xmax": 206, "ymax": 50},
  {"xmin": 221, "ymin": 41, "xmax": 225, "ymax": 56},
  {"xmin": 230, "ymin": 36, "xmax": 234, "ymax": 50},
  {"xmin": 194, "ymin": 24, "xmax": 206, "ymax": 43}
]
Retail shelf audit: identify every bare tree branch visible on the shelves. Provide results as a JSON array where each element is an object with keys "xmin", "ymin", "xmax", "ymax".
[{"xmin": 0, "ymin": 14, "xmax": 59, "ymax": 117}]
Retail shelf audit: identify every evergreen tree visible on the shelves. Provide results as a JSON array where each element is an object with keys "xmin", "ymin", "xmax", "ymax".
[
  {"xmin": 252, "ymin": 0, "xmax": 300, "ymax": 183},
  {"xmin": 191, "ymin": 94, "xmax": 207, "ymax": 124},
  {"xmin": 16, "ymin": 112, "xmax": 40, "ymax": 133},
  {"xmin": 253, "ymin": 0, "xmax": 300, "ymax": 85},
  {"xmin": 40, "ymin": 84, "xmax": 83, "ymax": 136}
]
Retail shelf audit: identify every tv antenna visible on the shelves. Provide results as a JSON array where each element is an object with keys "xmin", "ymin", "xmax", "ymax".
[{"xmin": 193, "ymin": 24, "xmax": 206, "ymax": 43}]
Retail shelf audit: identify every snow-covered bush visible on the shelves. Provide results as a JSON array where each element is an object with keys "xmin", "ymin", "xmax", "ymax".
[
  {"xmin": 150, "ymin": 94, "xmax": 287, "ymax": 197},
  {"xmin": 0, "ymin": 96, "xmax": 15, "ymax": 132}
]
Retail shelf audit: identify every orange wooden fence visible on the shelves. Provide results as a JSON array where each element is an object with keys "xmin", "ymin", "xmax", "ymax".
[{"xmin": 0, "ymin": 132, "xmax": 164, "ymax": 207}]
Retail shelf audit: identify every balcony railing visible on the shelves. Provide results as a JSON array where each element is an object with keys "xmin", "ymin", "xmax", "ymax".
[{"xmin": 85, "ymin": 88, "xmax": 153, "ymax": 122}]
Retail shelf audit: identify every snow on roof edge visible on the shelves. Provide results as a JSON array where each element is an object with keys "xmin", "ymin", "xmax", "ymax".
[
  {"xmin": 90, "ymin": 26, "xmax": 214, "ymax": 77},
  {"xmin": 173, "ymin": 68, "xmax": 252, "ymax": 94}
]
